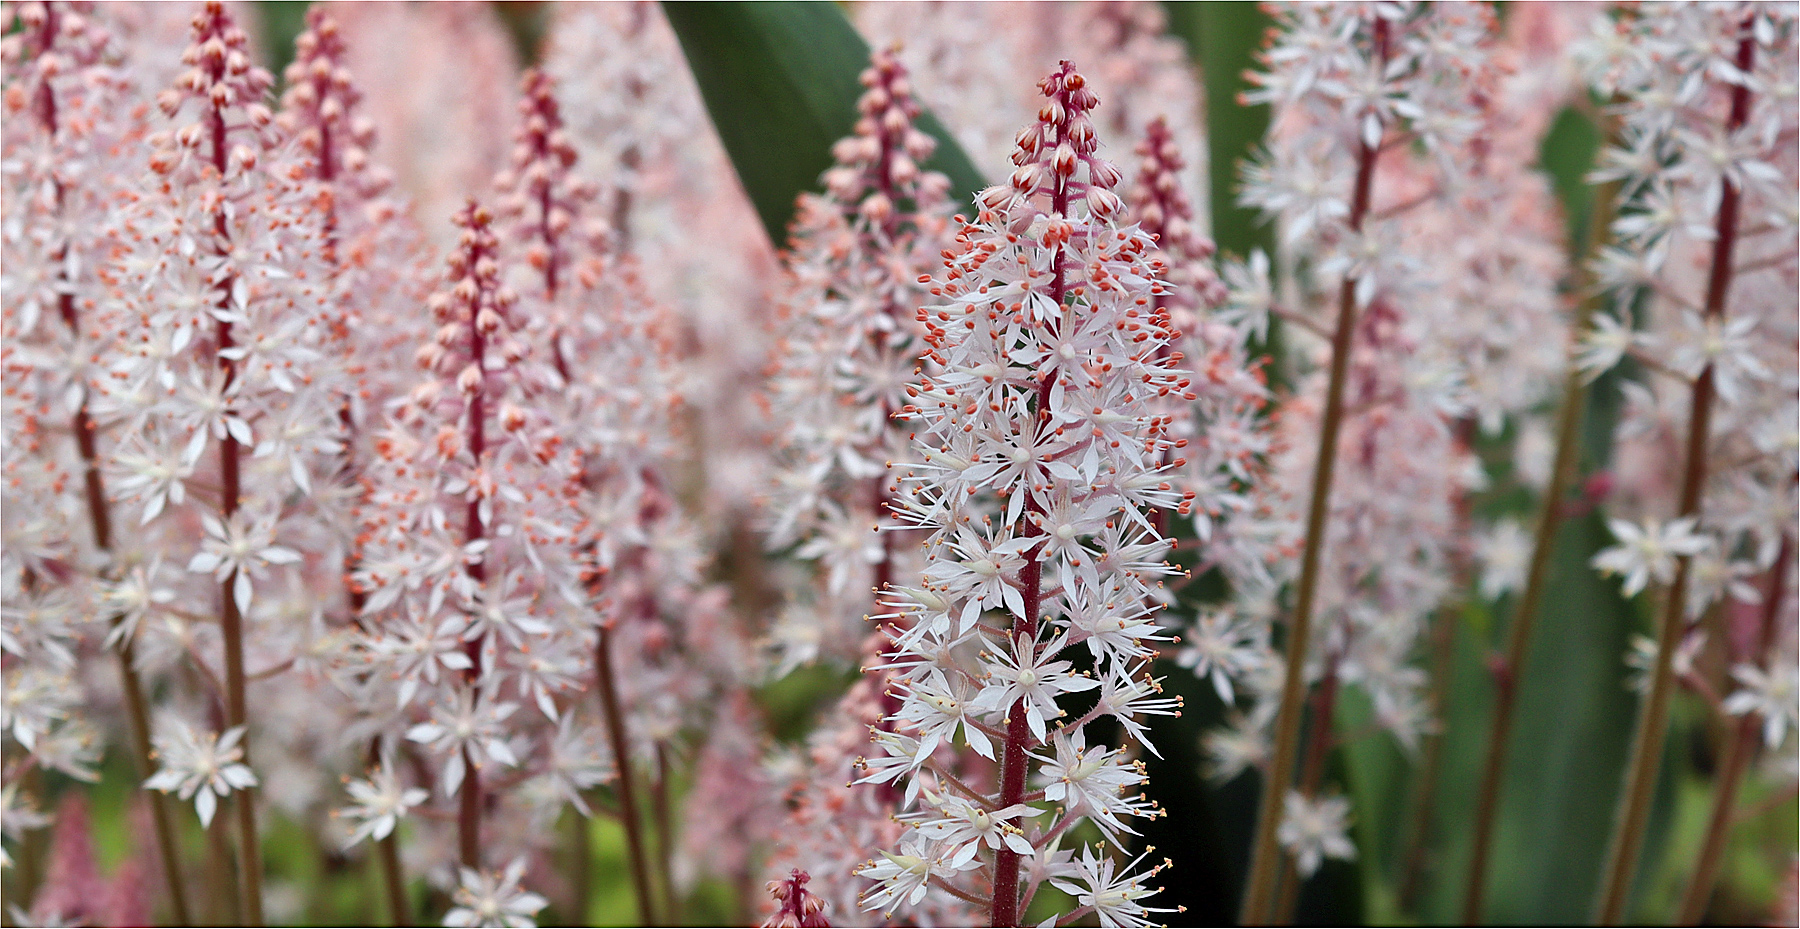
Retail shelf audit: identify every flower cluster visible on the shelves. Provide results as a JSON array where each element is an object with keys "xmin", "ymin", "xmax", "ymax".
[
  {"xmin": 762, "ymin": 48, "xmax": 953, "ymax": 673},
  {"xmin": 1221, "ymin": 1, "xmax": 1506, "ymax": 896},
  {"xmin": 854, "ymin": 61, "xmax": 1185, "ymax": 928},
  {"xmin": 2, "ymin": 0, "xmax": 142, "ymax": 797},
  {"xmin": 1576, "ymin": 4, "xmax": 1797, "ymax": 685}
]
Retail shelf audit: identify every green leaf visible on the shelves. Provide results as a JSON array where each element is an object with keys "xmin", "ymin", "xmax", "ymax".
[
  {"xmin": 1159, "ymin": 1, "xmax": 1273, "ymax": 262},
  {"xmin": 661, "ymin": 2, "xmax": 985, "ymax": 248}
]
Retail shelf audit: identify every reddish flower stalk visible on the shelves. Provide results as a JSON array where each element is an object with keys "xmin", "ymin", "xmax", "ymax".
[
  {"xmin": 763, "ymin": 46, "xmax": 950, "ymax": 674},
  {"xmin": 453, "ymin": 202, "xmax": 498, "ymax": 872},
  {"xmin": 496, "ymin": 68, "xmax": 660, "ymax": 925},
  {"xmin": 277, "ymin": 17, "xmax": 413, "ymax": 917},
  {"xmin": 174, "ymin": 5, "xmax": 277, "ymax": 921},
  {"xmin": 986, "ymin": 65, "xmax": 1092, "ymax": 929},
  {"xmin": 1678, "ymin": 531, "xmax": 1792, "ymax": 924},
  {"xmin": 1596, "ymin": 23, "xmax": 1758, "ymax": 926},
  {"xmin": 1238, "ymin": 51, "xmax": 1383, "ymax": 929}
]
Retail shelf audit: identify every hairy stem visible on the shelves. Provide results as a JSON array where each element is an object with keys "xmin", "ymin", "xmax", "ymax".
[
  {"xmin": 1240, "ymin": 81, "xmax": 1382, "ymax": 927},
  {"xmin": 1676, "ymin": 532, "xmax": 1791, "ymax": 925},
  {"xmin": 1595, "ymin": 28, "xmax": 1754, "ymax": 925}
]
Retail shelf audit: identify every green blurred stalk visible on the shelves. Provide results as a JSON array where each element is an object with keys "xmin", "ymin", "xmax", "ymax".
[{"xmin": 1462, "ymin": 174, "xmax": 1621, "ymax": 923}]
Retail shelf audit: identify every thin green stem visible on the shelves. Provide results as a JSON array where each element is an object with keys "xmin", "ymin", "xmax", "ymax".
[{"xmin": 1595, "ymin": 27, "xmax": 1755, "ymax": 925}]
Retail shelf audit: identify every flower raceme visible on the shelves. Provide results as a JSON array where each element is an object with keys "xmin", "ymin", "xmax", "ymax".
[
  {"xmin": 856, "ymin": 61, "xmax": 1187, "ymax": 928},
  {"xmin": 762, "ymin": 47, "xmax": 952, "ymax": 673}
]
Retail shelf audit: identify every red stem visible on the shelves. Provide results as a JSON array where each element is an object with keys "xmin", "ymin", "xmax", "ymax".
[{"xmin": 989, "ymin": 90, "xmax": 1073, "ymax": 929}]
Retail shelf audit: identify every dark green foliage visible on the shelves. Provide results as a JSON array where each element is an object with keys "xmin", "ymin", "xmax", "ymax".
[{"xmin": 661, "ymin": 2, "xmax": 984, "ymax": 249}]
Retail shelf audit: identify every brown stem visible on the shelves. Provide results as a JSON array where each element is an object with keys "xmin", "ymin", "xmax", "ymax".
[
  {"xmin": 1676, "ymin": 532, "xmax": 1792, "ymax": 925},
  {"xmin": 30, "ymin": 6, "xmax": 193, "ymax": 919},
  {"xmin": 118, "ymin": 635, "xmax": 194, "ymax": 925},
  {"xmin": 1240, "ymin": 81, "xmax": 1382, "ymax": 927},
  {"xmin": 1273, "ymin": 652, "xmax": 1344, "ymax": 925},
  {"xmin": 653, "ymin": 743, "xmax": 678, "ymax": 924},
  {"xmin": 206, "ymin": 807, "xmax": 243, "ymax": 926},
  {"xmin": 457, "ymin": 753, "xmax": 481, "ymax": 871},
  {"xmin": 568, "ymin": 806, "xmax": 591, "ymax": 925},
  {"xmin": 1596, "ymin": 27, "xmax": 1755, "ymax": 926},
  {"xmin": 378, "ymin": 829, "xmax": 409, "ymax": 927},
  {"xmin": 1397, "ymin": 598, "xmax": 1455, "ymax": 913},
  {"xmin": 595, "ymin": 625, "xmax": 659, "ymax": 926}
]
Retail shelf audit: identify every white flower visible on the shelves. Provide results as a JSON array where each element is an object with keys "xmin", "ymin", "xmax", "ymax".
[
  {"xmin": 144, "ymin": 721, "xmax": 258, "ymax": 827},
  {"xmin": 1592, "ymin": 517, "xmax": 1712, "ymax": 597},
  {"xmin": 1723, "ymin": 662, "xmax": 1797, "ymax": 749},
  {"xmin": 405, "ymin": 690, "xmax": 521, "ymax": 798},
  {"xmin": 1666, "ymin": 311, "xmax": 1769, "ymax": 406},
  {"xmin": 856, "ymin": 833, "xmax": 979, "ymax": 916},
  {"xmin": 443, "ymin": 858, "xmax": 548, "ymax": 928},
  {"xmin": 1047, "ymin": 845, "xmax": 1172, "ymax": 929},
  {"xmin": 1575, "ymin": 311, "xmax": 1645, "ymax": 382},
  {"xmin": 1624, "ymin": 631, "xmax": 1708, "ymax": 695},
  {"xmin": 907, "ymin": 793, "xmax": 1036, "ymax": 867},
  {"xmin": 1175, "ymin": 610, "xmax": 1263, "ymax": 703},
  {"xmin": 186, "ymin": 510, "xmax": 302, "ymax": 612},
  {"xmin": 100, "ymin": 559, "xmax": 177, "ymax": 649},
  {"xmin": 1475, "ymin": 520, "xmax": 1533, "ymax": 601},
  {"xmin": 1203, "ymin": 713, "xmax": 1270, "ymax": 783},
  {"xmin": 1034, "ymin": 728, "xmax": 1153, "ymax": 845},
  {"xmin": 970, "ymin": 633, "xmax": 1099, "ymax": 743},
  {"xmin": 1277, "ymin": 791, "xmax": 1356, "ymax": 878},
  {"xmin": 340, "ymin": 761, "xmax": 428, "ymax": 846}
]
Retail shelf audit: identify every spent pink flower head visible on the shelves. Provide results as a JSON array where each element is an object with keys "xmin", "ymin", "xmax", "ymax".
[{"xmin": 765, "ymin": 869, "xmax": 832, "ymax": 928}]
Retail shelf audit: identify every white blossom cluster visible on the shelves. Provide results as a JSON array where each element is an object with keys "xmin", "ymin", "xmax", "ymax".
[
  {"xmin": 762, "ymin": 48, "xmax": 953, "ymax": 674},
  {"xmin": 1, "ymin": 0, "xmax": 142, "ymax": 793},
  {"xmin": 91, "ymin": 1, "xmax": 357, "ymax": 833},
  {"xmin": 1208, "ymin": 0, "xmax": 1505, "ymax": 878},
  {"xmin": 854, "ymin": 61, "xmax": 1186, "ymax": 928},
  {"xmin": 1574, "ymin": 3, "xmax": 1798, "ymax": 752}
]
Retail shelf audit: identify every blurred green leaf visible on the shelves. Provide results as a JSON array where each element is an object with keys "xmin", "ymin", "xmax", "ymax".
[
  {"xmin": 1160, "ymin": 2, "xmax": 1273, "ymax": 262},
  {"xmin": 662, "ymin": 1, "xmax": 985, "ymax": 248}
]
